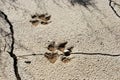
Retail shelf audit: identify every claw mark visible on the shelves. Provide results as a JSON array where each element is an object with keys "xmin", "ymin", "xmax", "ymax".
[
  {"xmin": 67, "ymin": 46, "xmax": 74, "ymax": 52},
  {"xmin": 109, "ymin": 0, "xmax": 120, "ymax": 18},
  {"xmin": 0, "ymin": 11, "xmax": 21, "ymax": 80}
]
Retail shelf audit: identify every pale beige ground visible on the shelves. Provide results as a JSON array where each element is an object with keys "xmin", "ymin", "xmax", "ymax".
[{"xmin": 0, "ymin": 0, "xmax": 120, "ymax": 80}]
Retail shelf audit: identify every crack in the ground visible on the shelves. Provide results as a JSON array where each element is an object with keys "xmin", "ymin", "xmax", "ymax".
[
  {"xmin": 109, "ymin": 0, "xmax": 120, "ymax": 18},
  {"xmin": 17, "ymin": 52, "xmax": 120, "ymax": 58},
  {"xmin": 0, "ymin": 11, "xmax": 21, "ymax": 80},
  {"xmin": 72, "ymin": 52, "xmax": 120, "ymax": 57}
]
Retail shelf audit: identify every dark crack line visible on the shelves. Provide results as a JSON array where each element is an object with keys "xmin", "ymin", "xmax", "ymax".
[
  {"xmin": 72, "ymin": 52, "xmax": 120, "ymax": 57},
  {"xmin": 109, "ymin": 0, "xmax": 120, "ymax": 18},
  {"xmin": 0, "ymin": 11, "xmax": 21, "ymax": 80},
  {"xmin": 17, "ymin": 53, "xmax": 43, "ymax": 57},
  {"xmin": 17, "ymin": 52, "xmax": 120, "ymax": 58}
]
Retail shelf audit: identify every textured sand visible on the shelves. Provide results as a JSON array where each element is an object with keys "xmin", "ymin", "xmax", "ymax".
[{"xmin": 0, "ymin": 0, "xmax": 120, "ymax": 80}]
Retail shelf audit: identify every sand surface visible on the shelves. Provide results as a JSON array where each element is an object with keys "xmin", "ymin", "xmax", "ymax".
[{"xmin": 0, "ymin": 0, "xmax": 120, "ymax": 80}]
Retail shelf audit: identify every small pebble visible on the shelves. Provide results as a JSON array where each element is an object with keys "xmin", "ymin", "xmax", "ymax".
[{"xmin": 24, "ymin": 61, "xmax": 31, "ymax": 64}]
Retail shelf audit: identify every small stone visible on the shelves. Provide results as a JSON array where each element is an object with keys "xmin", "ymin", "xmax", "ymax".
[
  {"xmin": 24, "ymin": 61, "xmax": 31, "ymax": 64},
  {"xmin": 64, "ymin": 50, "xmax": 71, "ymax": 56}
]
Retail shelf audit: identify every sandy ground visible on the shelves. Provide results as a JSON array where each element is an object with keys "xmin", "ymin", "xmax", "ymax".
[{"xmin": 0, "ymin": 0, "xmax": 120, "ymax": 80}]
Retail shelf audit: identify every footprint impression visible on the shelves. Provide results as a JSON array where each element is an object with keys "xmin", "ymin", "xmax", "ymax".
[
  {"xmin": 30, "ymin": 13, "xmax": 52, "ymax": 27},
  {"xmin": 44, "ymin": 41, "xmax": 74, "ymax": 63}
]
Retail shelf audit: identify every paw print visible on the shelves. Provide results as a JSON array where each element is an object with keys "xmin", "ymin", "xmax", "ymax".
[
  {"xmin": 30, "ymin": 13, "xmax": 52, "ymax": 27},
  {"xmin": 44, "ymin": 41, "xmax": 74, "ymax": 63}
]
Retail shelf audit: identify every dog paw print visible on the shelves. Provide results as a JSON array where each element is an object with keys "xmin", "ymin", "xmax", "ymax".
[
  {"xmin": 44, "ymin": 41, "xmax": 74, "ymax": 63},
  {"xmin": 30, "ymin": 13, "xmax": 52, "ymax": 27}
]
